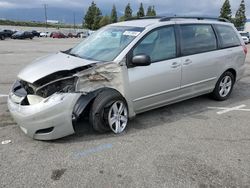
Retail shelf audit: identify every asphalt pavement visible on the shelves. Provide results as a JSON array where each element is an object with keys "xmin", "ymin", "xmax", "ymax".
[{"xmin": 0, "ymin": 38, "xmax": 250, "ymax": 188}]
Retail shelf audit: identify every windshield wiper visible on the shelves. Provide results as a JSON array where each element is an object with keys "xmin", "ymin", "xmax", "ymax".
[
  {"xmin": 62, "ymin": 50, "xmax": 81, "ymax": 58},
  {"xmin": 68, "ymin": 52, "xmax": 81, "ymax": 58}
]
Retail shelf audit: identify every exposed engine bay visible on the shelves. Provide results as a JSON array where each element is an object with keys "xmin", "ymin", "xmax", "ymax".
[{"xmin": 11, "ymin": 62, "xmax": 124, "ymax": 106}]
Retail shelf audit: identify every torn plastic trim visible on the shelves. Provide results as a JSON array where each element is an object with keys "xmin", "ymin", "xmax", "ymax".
[{"xmin": 72, "ymin": 91, "xmax": 98, "ymax": 132}]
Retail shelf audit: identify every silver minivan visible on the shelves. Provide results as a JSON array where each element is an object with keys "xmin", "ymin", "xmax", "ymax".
[{"xmin": 8, "ymin": 17, "xmax": 247, "ymax": 140}]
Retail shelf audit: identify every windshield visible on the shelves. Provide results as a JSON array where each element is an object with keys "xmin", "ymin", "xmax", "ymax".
[{"xmin": 69, "ymin": 26, "xmax": 144, "ymax": 61}]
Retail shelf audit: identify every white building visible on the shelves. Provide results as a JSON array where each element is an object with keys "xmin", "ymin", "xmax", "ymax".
[{"xmin": 47, "ymin": 20, "xmax": 59, "ymax": 24}]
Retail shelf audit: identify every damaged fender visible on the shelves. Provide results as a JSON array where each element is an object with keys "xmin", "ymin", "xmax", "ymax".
[
  {"xmin": 73, "ymin": 62, "xmax": 135, "ymax": 118},
  {"xmin": 72, "ymin": 91, "xmax": 97, "ymax": 131}
]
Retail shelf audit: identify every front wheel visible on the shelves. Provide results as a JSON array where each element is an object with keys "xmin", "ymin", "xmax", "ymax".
[
  {"xmin": 89, "ymin": 90, "xmax": 129, "ymax": 134},
  {"xmin": 211, "ymin": 71, "xmax": 235, "ymax": 101}
]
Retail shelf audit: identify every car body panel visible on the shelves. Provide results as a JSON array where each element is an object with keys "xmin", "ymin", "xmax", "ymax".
[
  {"xmin": 18, "ymin": 52, "xmax": 97, "ymax": 83},
  {"xmin": 8, "ymin": 93, "xmax": 81, "ymax": 140},
  {"xmin": 128, "ymin": 58, "xmax": 182, "ymax": 113}
]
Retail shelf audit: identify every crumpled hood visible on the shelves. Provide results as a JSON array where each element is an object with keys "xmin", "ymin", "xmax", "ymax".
[{"xmin": 18, "ymin": 52, "xmax": 97, "ymax": 83}]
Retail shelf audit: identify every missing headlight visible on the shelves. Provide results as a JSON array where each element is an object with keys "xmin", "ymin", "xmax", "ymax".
[{"xmin": 36, "ymin": 77, "xmax": 77, "ymax": 98}]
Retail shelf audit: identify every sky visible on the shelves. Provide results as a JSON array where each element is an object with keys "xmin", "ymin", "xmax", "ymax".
[{"xmin": 0, "ymin": 0, "xmax": 249, "ymax": 23}]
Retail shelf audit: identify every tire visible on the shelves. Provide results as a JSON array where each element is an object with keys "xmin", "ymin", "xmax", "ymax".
[
  {"xmin": 211, "ymin": 71, "xmax": 235, "ymax": 101},
  {"xmin": 0, "ymin": 35, "xmax": 5, "ymax": 40},
  {"xmin": 89, "ymin": 90, "xmax": 129, "ymax": 134}
]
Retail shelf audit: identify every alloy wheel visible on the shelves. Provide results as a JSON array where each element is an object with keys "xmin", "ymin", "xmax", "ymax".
[
  {"xmin": 108, "ymin": 101, "xmax": 128, "ymax": 134},
  {"xmin": 219, "ymin": 75, "xmax": 232, "ymax": 97}
]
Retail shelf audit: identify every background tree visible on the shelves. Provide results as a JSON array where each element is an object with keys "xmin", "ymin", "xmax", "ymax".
[
  {"xmin": 99, "ymin": 15, "xmax": 110, "ymax": 27},
  {"xmin": 137, "ymin": 3, "xmax": 145, "ymax": 18},
  {"xmin": 124, "ymin": 3, "xmax": 133, "ymax": 20},
  {"xmin": 219, "ymin": 0, "xmax": 232, "ymax": 21},
  {"xmin": 83, "ymin": 1, "xmax": 96, "ymax": 29},
  {"xmin": 146, "ymin": 5, "xmax": 157, "ymax": 16},
  {"xmin": 146, "ymin": 6, "xmax": 152, "ymax": 16},
  {"xmin": 110, "ymin": 5, "xmax": 118, "ymax": 23},
  {"xmin": 234, "ymin": 0, "xmax": 247, "ymax": 28},
  {"xmin": 151, "ymin": 6, "xmax": 156, "ymax": 16},
  {"xmin": 83, "ymin": 1, "xmax": 102, "ymax": 30},
  {"xmin": 119, "ymin": 16, "xmax": 125, "ymax": 22},
  {"xmin": 92, "ymin": 7, "xmax": 102, "ymax": 30}
]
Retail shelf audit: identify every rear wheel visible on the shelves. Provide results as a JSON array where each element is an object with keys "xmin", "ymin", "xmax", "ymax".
[
  {"xmin": 211, "ymin": 71, "xmax": 235, "ymax": 101},
  {"xmin": 0, "ymin": 35, "xmax": 5, "ymax": 40},
  {"xmin": 89, "ymin": 90, "xmax": 129, "ymax": 134}
]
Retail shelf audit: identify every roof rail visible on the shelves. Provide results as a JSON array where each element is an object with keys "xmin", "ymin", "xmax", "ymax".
[
  {"xmin": 159, "ymin": 16, "xmax": 230, "ymax": 23},
  {"xmin": 138, "ymin": 16, "xmax": 162, "ymax": 19},
  {"xmin": 126, "ymin": 16, "xmax": 162, "ymax": 21}
]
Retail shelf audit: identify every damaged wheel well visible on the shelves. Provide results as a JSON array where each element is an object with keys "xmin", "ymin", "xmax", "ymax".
[{"xmin": 72, "ymin": 88, "xmax": 127, "ymax": 133}]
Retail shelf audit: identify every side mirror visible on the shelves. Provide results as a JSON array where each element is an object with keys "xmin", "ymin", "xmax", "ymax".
[{"xmin": 132, "ymin": 54, "xmax": 151, "ymax": 66}]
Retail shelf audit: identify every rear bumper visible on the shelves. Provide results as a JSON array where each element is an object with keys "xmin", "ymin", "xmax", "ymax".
[{"xmin": 8, "ymin": 93, "xmax": 81, "ymax": 140}]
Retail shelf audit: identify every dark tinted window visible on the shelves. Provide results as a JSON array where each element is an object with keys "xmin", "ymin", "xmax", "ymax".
[
  {"xmin": 180, "ymin": 24, "xmax": 217, "ymax": 56},
  {"xmin": 215, "ymin": 25, "xmax": 241, "ymax": 48},
  {"xmin": 133, "ymin": 26, "xmax": 176, "ymax": 62}
]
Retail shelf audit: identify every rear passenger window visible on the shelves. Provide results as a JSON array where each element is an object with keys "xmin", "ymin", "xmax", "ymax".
[
  {"xmin": 215, "ymin": 25, "xmax": 241, "ymax": 48},
  {"xmin": 133, "ymin": 26, "xmax": 176, "ymax": 62},
  {"xmin": 180, "ymin": 24, "xmax": 217, "ymax": 56}
]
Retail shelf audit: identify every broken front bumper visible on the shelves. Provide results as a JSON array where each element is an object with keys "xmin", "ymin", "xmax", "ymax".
[{"xmin": 8, "ymin": 92, "xmax": 82, "ymax": 140}]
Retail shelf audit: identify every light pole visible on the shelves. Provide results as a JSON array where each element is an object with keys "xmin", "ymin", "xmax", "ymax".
[
  {"xmin": 44, "ymin": 4, "xmax": 48, "ymax": 28},
  {"xmin": 73, "ymin": 12, "xmax": 76, "ymax": 32}
]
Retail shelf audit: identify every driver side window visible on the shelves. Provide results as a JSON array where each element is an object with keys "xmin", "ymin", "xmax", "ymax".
[{"xmin": 133, "ymin": 26, "xmax": 176, "ymax": 63}]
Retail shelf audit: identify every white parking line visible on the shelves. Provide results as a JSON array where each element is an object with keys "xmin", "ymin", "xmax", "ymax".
[
  {"xmin": 0, "ymin": 94, "xmax": 8, "ymax": 98},
  {"xmin": 208, "ymin": 105, "xmax": 250, "ymax": 114}
]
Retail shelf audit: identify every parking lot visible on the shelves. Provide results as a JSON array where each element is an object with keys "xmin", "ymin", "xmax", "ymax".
[{"xmin": 0, "ymin": 38, "xmax": 250, "ymax": 187}]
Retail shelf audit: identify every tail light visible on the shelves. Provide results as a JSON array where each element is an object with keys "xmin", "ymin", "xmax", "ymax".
[{"xmin": 243, "ymin": 45, "xmax": 247, "ymax": 55}]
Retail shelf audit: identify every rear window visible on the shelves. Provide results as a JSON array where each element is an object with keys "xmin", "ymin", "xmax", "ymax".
[
  {"xmin": 180, "ymin": 24, "xmax": 217, "ymax": 56},
  {"xmin": 215, "ymin": 25, "xmax": 241, "ymax": 48}
]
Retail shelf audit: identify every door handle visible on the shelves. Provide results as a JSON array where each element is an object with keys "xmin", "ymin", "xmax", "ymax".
[
  {"xmin": 171, "ymin": 62, "xmax": 180, "ymax": 68},
  {"xmin": 183, "ymin": 59, "xmax": 192, "ymax": 66}
]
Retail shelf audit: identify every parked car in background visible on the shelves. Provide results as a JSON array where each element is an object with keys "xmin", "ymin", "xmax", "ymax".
[
  {"xmin": 40, "ymin": 32, "xmax": 50, "ymax": 37},
  {"xmin": 50, "ymin": 32, "xmax": 57, "ymax": 37},
  {"xmin": 31, "ymin": 30, "xmax": 40, "ymax": 37},
  {"xmin": 51, "ymin": 32, "xmax": 67, "ymax": 38},
  {"xmin": 11, "ymin": 31, "xmax": 34, "ymax": 39},
  {"xmin": 2, "ymin": 29, "xmax": 15, "ymax": 38},
  {"xmin": 76, "ymin": 32, "xmax": 83, "ymax": 38},
  {"xmin": 68, "ymin": 33, "xmax": 78, "ymax": 38},
  {"xmin": 241, "ymin": 36, "xmax": 249, "ymax": 44},
  {"xmin": 78, "ymin": 31, "xmax": 90, "ymax": 38},
  {"xmin": 239, "ymin": 31, "xmax": 250, "ymax": 44},
  {"xmin": 0, "ymin": 30, "xmax": 5, "ymax": 40}
]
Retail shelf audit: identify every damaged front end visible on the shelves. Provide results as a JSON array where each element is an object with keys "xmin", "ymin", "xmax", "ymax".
[{"xmin": 8, "ymin": 61, "xmax": 127, "ymax": 140}]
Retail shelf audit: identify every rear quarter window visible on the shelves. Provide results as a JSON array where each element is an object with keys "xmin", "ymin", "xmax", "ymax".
[{"xmin": 215, "ymin": 25, "xmax": 241, "ymax": 48}]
